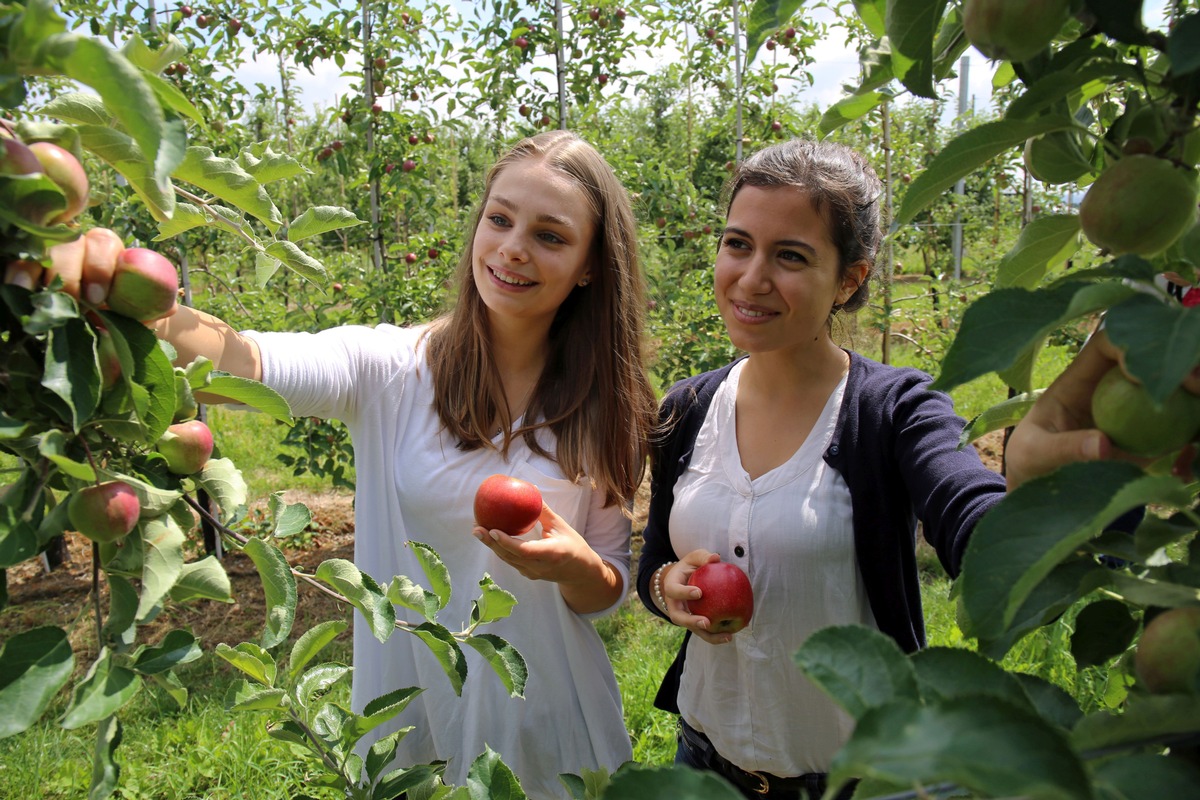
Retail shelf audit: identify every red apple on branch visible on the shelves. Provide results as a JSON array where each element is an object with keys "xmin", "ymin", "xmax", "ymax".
[
  {"xmin": 69, "ymin": 481, "xmax": 140, "ymax": 543},
  {"xmin": 474, "ymin": 474, "xmax": 542, "ymax": 535},
  {"xmin": 28, "ymin": 141, "xmax": 90, "ymax": 224},
  {"xmin": 156, "ymin": 419, "xmax": 214, "ymax": 475},
  {"xmin": 1135, "ymin": 606, "xmax": 1200, "ymax": 694},
  {"xmin": 107, "ymin": 247, "xmax": 179, "ymax": 321},
  {"xmin": 687, "ymin": 562, "xmax": 754, "ymax": 633}
]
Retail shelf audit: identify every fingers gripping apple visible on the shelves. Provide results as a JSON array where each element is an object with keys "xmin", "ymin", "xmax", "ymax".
[{"xmin": 687, "ymin": 562, "xmax": 754, "ymax": 634}]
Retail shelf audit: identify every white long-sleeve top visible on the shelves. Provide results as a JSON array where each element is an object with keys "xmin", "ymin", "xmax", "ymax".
[{"xmin": 246, "ymin": 323, "xmax": 633, "ymax": 799}]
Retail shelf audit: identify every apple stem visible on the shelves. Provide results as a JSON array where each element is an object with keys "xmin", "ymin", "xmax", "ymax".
[{"xmin": 91, "ymin": 540, "xmax": 103, "ymax": 646}]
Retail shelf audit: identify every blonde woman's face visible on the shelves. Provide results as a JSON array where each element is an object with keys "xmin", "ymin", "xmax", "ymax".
[{"xmin": 472, "ymin": 160, "xmax": 595, "ymax": 331}]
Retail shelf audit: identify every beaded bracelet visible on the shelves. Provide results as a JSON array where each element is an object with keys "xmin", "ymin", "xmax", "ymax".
[{"xmin": 654, "ymin": 561, "xmax": 675, "ymax": 615}]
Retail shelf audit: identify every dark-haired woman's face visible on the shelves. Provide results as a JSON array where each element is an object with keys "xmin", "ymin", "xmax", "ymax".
[{"xmin": 715, "ymin": 185, "xmax": 863, "ymax": 355}]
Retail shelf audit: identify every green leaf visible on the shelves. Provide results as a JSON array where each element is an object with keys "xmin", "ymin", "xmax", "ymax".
[
  {"xmin": 119, "ymin": 31, "xmax": 185, "ymax": 75},
  {"xmin": 911, "ymin": 647, "xmax": 1033, "ymax": 710},
  {"xmin": 818, "ymin": 91, "xmax": 886, "ymax": 137},
  {"xmin": 107, "ymin": 471, "xmax": 180, "ymax": 519},
  {"xmin": 411, "ymin": 542, "xmax": 452, "ymax": 610},
  {"xmin": 1092, "ymin": 753, "xmax": 1200, "ymax": 799},
  {"xmin": 37, "ymin": 429, "xmax": 94, "ymax": 480},
  {"xmin": 931, "ymin": 281, "xmax": 1135, "ymax": 392},
  {"xmin": 1070, "ymin": 599, "xmax": 1138, "ymax": 668},
  {"xmin": 263, "ymin": 240, "xmax": 327, "ymax": 284},
  {"xmin": 351, "ymin": 686, "xmax": 424, "ymax": 742},
  {"xmin": 315, "ymin": 558, "xmax": 396, "ymax": 642},
  {"xmin": 994, "ymin": 215, "xmax": 1081, "ymax": 290},
  {"xmin": 72, "ymin": 122, "xmax": 176, "ymax": 222},
  {"xmin": 239, "ymin": 144, "xmax": 310, "ymax": 184},
  {"xmin": 36, "ymin": 33, "xmax": 177, "ymax": 192},
  {"xmin": 101, "ymin": 575, "xmax": 138, "ymax": 649},
  {"xmin": 464, "ymin": 633, "xmax": 527, "ymax": 699},
  {"xmin": 885, "ymin": 0, "xmax": 948, "ymax": 98},
  {"xmin": 1011, "ymin": 673, "xmax": 1083, "ymax": 732},
  {"xmin": 99, "ymin": 311, "xmax": 175, "ymax": 443},
  {"xmin": 829, "ymin": 697, "xmax": 1090, "ymax": 800},
  {"xmin": 61, "ymin": 650, "xmax": 142, "ymax": 730},
  {"xmin": 203, "ymin": 373, "xmax": 293, "ymax": 423},
  {"xmin": 388, "ymin": 575, "xmax": 441, "ymax": 620},
  {"xmin": 960, "ymin": 391, "xmax": 1043, "ymax": 447},
  {"xmin": 365, "ymin": 729, "xmax": 405, "ymax": 784},
  {"xmin": 294, "ymin": 663, "xmax": 351, "ymax": 707},
  {"xmin": 225, "ymin": 679, "xmax": 289, "ymax": 712},
  {"xmin": 174, "ymin": 146, "xmax": 282, "ymax": 233},
  {"xmin": 148, "ymin": 670, "xmax": 188, "ymax": 709},
  {"xmin": 168, "ymin": 556, "xmax": 234, "ymax": 604},
  {"xmin": 215, "ymin": 642, "xmax": 277, "ymax": 687},
  {"xmin": 413, "ymin": 622, "xmax": 467, "ymax": 696},
  {"xmin": 1169, "ymin": 13, "xmax": 1200, "ymax": 75},
  {"xmin": 255, "ymin": 252, "xmax": 283, "ymax": 288},
  {"xmin": 138, "ymin": 70, "xmax": 205, "ymax": 127},
  {"xmin": 1006, "ymin": 62, "xmax": 1142, "ymax": 121},
  {"xmin": 43, "ymin": 317, "xmax": 100, "ymax": 430},
  {"xmin": 1073, "ymin": 694, "xmax": 1200, "ymax": 752},
  {"xmin": 268, "ymin": 491, "xmax": 312, "ymax": 539},
  {"xmin": 131, "ymin": 629, "xmax": 201, "ymax": 675},
  {"xmin": 375, "ymin": 764, "xmax": 446, "ymax": 800},
  {"xmin": 242, "ymin": 537, "xmax": 297, "ymax": 649},
  {"xmin": 792, "ymin": 625, "xmax": 918, "ymax": 719},
  {"xmin": 153, "ymin": 201, "xmax": 206, "ymax": 239},
  {"xmin": 88, "ymin": 715, "xmax": 122, "ymax": 800},
  {"xmin": 135, "ymin": 515, "xmax": 186, "ymax": 622},
  {"xmin": 470, "ymin": 574, "xmax": 518, "ymax": 626},
  {"xmin": 744, "ymin": 0, "xmax": 808, "ymax": 65},
  {"xmin": 959, "ymin": 462, "xmax": 1193, "ymax": 643},
  {"xmin": 288, "ymin": 619, "xmax": 349, "ymax": 681},
  {"xmin": 896, "ymin": 117, "xmax": 1071, "ymax": 227},
  {"xmin": 195, "ymin": 457, "xmax": 248, "ymax": 524},
  {"xmin": 465, "ymin": 744, "xmax": 527, "ymax": 799},
  {"xmin": 0, "ymin": 626, "xmax": 74, "ymax": 738},
  {"xmin": 288, "ymin": 206, "xmax": 365, "ymax": 242},
  {"xmin": 1105, "ymin": 295, "xmax": 1200, "ymax": 405},
  {"xmin": 1103, "ymin": 571, "xmax": 1200, "ymax": 607},
  {"xmin": 600, "ymin": 764, "xmax": 743, "ymax": 799}
]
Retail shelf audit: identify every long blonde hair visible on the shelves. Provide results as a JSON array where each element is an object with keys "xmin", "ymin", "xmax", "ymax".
[{"xmin": 425, "ymin": 130, "xmax": 655, "ymax": 508}]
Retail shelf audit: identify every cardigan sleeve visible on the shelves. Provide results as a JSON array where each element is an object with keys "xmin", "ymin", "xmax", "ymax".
[{"xmin": 888, "ymin": 370, "xmax": 1006, "ymax": 577}]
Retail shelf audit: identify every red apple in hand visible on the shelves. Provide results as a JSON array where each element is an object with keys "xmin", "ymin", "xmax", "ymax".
[
  {"xmin": 69, "ymin": 481, "xmax": 140, "ymax": 543},
  {"xmin": 687, "ymin": 562, "xmax": 754, "ymax": 633},
  {"xmin": 474, "ymin": 474, "xmax": 542, "ymax": 535},
  {"xmin": 107, "ymin": 248, "xmax": 179, "ymax": 321},
  {"xmin": 157, "ymin": 419, "xmax": 214, "ymax": 474}
]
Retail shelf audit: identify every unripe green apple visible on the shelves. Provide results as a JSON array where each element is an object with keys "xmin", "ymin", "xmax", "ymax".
[
  {"xmin": 687, "ymin": 562, "xmax": 754, "ymax": 634},
  {"xmin": 1091, "ymin": 366, "xmax": 1200, "ymax": 458},
  {"xmin": 1135, "ymin": 606, "xmax": 1200, "ymax": 694},
  {"xmin": 156, "ymin": 419, "xmax": 214, "ymax": 474},
  {"xmin": 1024, "ymin": 131, "xmax": 1093, "ymax": 185},
  {"xmin": 1079, "ymin": 155, "xmax": 1200, "ymax": 256},
  {"xmin": 28, "ymin": 141, "xmax": 89, "ymax": 224},
  {"xmin": 107, "ymin": 248, "xmax": 180, "ymax": 321},
  {"xmin": 68, "ymin": 481, "xmax": 140, "ymax": 543},
  {"xmin": 963, "ymin": 0, "xmax": 1071, "ymax": 63}
]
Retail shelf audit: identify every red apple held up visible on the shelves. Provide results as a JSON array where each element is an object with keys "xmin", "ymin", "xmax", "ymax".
[
  {"xmin": 156, "ymin": 419, "xmax": 214, "ymax": 475},
  {"xmin": 474, "ymin": 474, "xmax": 543, "ymax": 535},
  {"xmin": 107, "ymin": 248, "xmax": 180, "ymax": 322},
  {"xmin": 69, "ymin": 481, "xmax": 140, "ymax": 543},
  {"xmin": 687, "ymin": 561, "xmax": 754, "ymax": 634}
]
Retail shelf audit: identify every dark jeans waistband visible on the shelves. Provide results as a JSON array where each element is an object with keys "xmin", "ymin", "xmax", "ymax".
[{"xmin": 677, "ymin": 718, "xmax": 851, "ymax": 799}]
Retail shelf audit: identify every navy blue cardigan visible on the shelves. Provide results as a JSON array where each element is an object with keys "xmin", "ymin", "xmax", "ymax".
[{"xmin": 635, "ymin": 352, "xmax": 1007, "ymax": 713}]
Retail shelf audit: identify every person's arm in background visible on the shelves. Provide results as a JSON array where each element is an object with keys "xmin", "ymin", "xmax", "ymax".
[{"xmin": 3, "ymin": 228, "xmax": 262, "ymax": 386}]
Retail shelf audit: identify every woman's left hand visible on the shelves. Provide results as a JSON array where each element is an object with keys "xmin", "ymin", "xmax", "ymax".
[{"xmin": 472, "ymin": 503, "xmax": 603, "ymax": 584}]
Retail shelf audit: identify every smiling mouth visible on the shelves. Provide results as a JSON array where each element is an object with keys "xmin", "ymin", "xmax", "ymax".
[
  {"xmin": 732, "ymin": 301, "xmax": 775, "ymax": 320},
  {"xmin": 489, "ymin": 266, "xmax": 536, "ymax": 287}
]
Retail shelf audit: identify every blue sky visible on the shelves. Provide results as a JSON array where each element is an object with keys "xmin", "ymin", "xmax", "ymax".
[{"xmin": 237, "ymin": 1, "xmax": 1174, "ymax": 121}]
